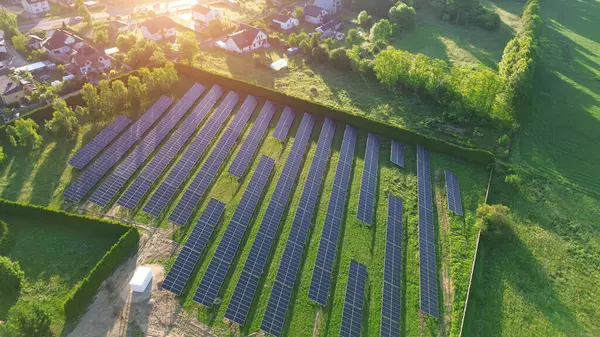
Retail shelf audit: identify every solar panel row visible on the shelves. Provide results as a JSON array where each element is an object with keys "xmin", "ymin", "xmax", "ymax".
[
  {"xmin": 444, "ymin": 170, "xmax": 464, "ymax": 216},
  {"xmin": 261, "ymin": 118, "xmax": 336, "ymax": 337},
  {"xmin": 308, "ymin": 124, "xmax": 357, "ymax": 306},
  {"xmin": 224, "ymin": 113, "xmax": 315, "ymax": 326},
  {"xmin": 63, "ymin": 96, "xmax": 173, "ymax": 202},
  {"xmin": 340, "ymin": 260, "xmax": 367, "ymax": 337},
  {"xmin": 417, "ymin": 144, "xmax": 439, "ymax": 318},
  {"xmin": 142, "ymin": 91, "xmax": 240, "ymax": 218},
  {"xmin": 117, "ymin": 85, "xmax": 224, "ymax": 210},
  {"xmin": 381, "ymin": 194, "xmax": 403, "ymax": 337},
  {"xmin": 88, "ymin": 84, "xmax": 205, "ymax": 207},
  {"xmin": 68, "ymin": 115, "xmax": 132, "ymax": 169},
  {"xmin": 193, "ymin": 156, "xmax": 275, "ymax": 307},
  {"xmin": 357, "ymin": 132, "xmax": 380, "ymax": 225},
  {"xmin": 228, "ymin": 101, "xmax": 277, "ymax": 179},
  {"xmin": 169, "ymin": 95, "xmax": 258, "ymax": 226},
  {"xmin": 390, "ymin": 140, "xmax": 405, "ymax": 168},
  {"xmin": 160, "ymin": 198, "xmax": 226, "ymax": 295},
  {"xmin": 272, "ymin": 106, "xmax": 295, "ymax": 141}
]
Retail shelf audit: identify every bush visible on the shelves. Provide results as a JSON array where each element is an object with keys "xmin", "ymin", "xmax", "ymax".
[
  {"xmin": 357, "ymin": 10, "xmax": 373, "ymax": 29},
  {"xmin": 312, "ymin": 44, "xmax": 330, "ymax": 63},
  {"xmin": 0, "ymin": 219, "xmax": 13, "ymax": 255},
  {"xmin": 4, "ymin": 301, "xmax": 52, "ymax": 337},
  {"xmin": 0, "ymin": 256, "xmax": 24, "ymax": 295},
  {"xmin": 389, "ymin": 2, "xmax": 416, "ymax": 30},
  {"xmin": 477, "ymin": 204, "xmax": 512, "ymax": 234},
  {"xmin": 329, "ymin": 47, "xmax": 351, "ymax": 70}
]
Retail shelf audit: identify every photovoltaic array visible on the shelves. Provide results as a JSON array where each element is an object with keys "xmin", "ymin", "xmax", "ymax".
[
  {"xmin": 169, "ymin": 95, "xmax": 258, "ymax": 226},
  {"xmin": 272, "ymin": 106, "xmax": 295, "ymax": 141},
  {"xmin": 142, "ymin": 91, "xmax": 239, "ymax": 218},
  {"xmin": 308, "ymin": 124, "xmax": 357, "ymax": 306},
  {"xmin": 390, "ymin": 140, "xmax": 405, "ymax": 168},
  {"xmin": 340, "ymin": 260, "xmax": 367, "ymax": 337},
  {"xmin": 160, "ymin": 198, "xmax": 226, "ymax": 295},
  {"xmin": 224, "ymin": 113, "xmax": 315, "ymax": 326},
  {"xmin": 63, "ymin": 96, "xmax": 173, "ymax": 202},
  {"xmin": 357, "ymin": 132, "xmax": 379, "ymax": 225},
  {"xmin": 68, "ymin": 115, "xmax": 132, "ymax": 169},
  {"xmin": 261, "ymin": 118, "xmax": 335, "ymax": 337},
  {"xmin": 117, "ymin": 85, "xmax": 224, "ymax": 210},
  {"xmin": 417, "ymin": 144, "xmax": 439, "ymax": 318},
  {"xmin": 89, "ymin": 84, "xmax": 205, "ymax": 207},
  {"xmin": 444, "ymin": 170, "xmax": 464, "ymax": 216},
  {"xmin": 381, "ymin": 194, "xmax": 403, "ymax": 337},
  {"xmin": 193, "ymin": 156, "xmax": 275, "ymax": 307},
  {"xmin": 228, "ymin": 101, "xmax": 276, "ymax": 178}
]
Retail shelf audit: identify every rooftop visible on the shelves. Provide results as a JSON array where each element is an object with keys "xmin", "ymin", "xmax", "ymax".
[{"xmin": 0, "ymin": 75, "xmax": 24, "ymax": 95}]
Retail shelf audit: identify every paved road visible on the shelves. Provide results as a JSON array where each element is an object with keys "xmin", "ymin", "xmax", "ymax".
[{"xmin": 18, "ymin": 12, "xmax": 110, "ymax": 32}]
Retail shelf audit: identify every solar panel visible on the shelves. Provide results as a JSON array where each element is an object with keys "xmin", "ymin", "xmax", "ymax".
[
  {"xmin": 260, "ymin": 118, "xmax": 335, "ymax": 337},
  {"xmin": 169, "ymin": 95, "xmax": 258, "ymax": 226},
  {"xmin": 390, "ymin": 140, "xmax": 405, "ymax": 168},
  {"xmin": 340, "ymin": 260, "xmax": 367, "ymax": 337},
  {"xmin": 308, "ymin": 124, "xmax": 357, "ymax": 306},
  {"xmin": 228, "ymin": 101, "xmax": 277, "ymax": 179},
  {"xmin": 192, "ymin": 156, "xmax": 275, "ymax": 307},
  {"xmin": 68, "ymin": 115, "xmax": 132, "ymax": 169},
  {"xmin": 142, "ymin": 91, "xmax": 239, "ymax": 217},
  {"xmin": 417, "ymin": 144, "xmax": 439, "ymax": 318},
  {"xmin": 161, "ymin": 198, "xmax": 226, "ymax": 295},
  {"xmin": 63, "ymin": 96, "xmax": 173, "ymax": 202},
  {"xmin": 357, "ymin": 133, "xmax": 379, "ymax": 225},
  {"xmin": 88, "ymin": 84, "xmax": 205, "ymax": 207},
  {"xmin": 224, "ymin": 113, "xmax": 315, "ymax": 327},
  {"xmin": 444, "ymin": 170, "xmax": 464, "ymax": 216},
  {"xmin": 272, "ymin": 106, "xmax": 295, "ymax": 141},
  {"xmin": 381, "ymin": 194, "xmax": 403, "ymax": 337},
  {"xmin": 117, "ymin": 85, "xmax": 224, "ymax": 210}
]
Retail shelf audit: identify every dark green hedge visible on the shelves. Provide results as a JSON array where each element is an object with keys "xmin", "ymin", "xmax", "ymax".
[
  {"xmin": 174, "ymin": 63, "xmax": 495, "ymax": 165},
  {"xmin": 0, "ymin": 219, "xmax": 13, "ymax": 256},
  {"xmin": 63, "ymin": 227, "xmax": 139, "ymax": 320}
]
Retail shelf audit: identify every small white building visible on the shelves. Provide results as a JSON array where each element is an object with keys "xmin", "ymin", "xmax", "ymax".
[
  {"xmin": 140, "ymin": 16, "xmax": 177, "ymax": 42},
  {"xmin": 223, "ymin": 24, "xmax": 267, "ymax": 54},
  {"xmin": 129, "ymin": 266, "xmax": 153, "ymax": 293},
  {"xmin": 304, "ymin": 4, "xmax": 328, "ymax": 25},
  {"xmin": 192, "ymin": 4, "xmax": 222, "ymax": 24},
  {"xmin": 22, "ymin": 0, "xmax": 50, "ymax": 14},
  {"xmin": 272, "ymin": 13, "xmax": 299, "ymax": 31}
]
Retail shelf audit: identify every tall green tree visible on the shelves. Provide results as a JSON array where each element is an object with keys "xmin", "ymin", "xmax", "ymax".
[
  {"xmin": 111, "ymin": 80, "xmax": 129, "ymax": 112},
  {"xmin": 81, "ymin": 83, "xmax": 101, "ymax": 119},
  {"xmin": 6, "ymin": 118, "xmax": 43, "ymax": 149},
  {"xmin": 4, "ymin": 301, "xmax": 52, "ymax": 337},
  {"xmin": 0, "ymin": 146, "xmax": 4, "ymax": 163},
  {"xmin": 389, "ymin": 2, "xmax": 416, "ymax": 30},
  {"xmin": 178, "ymin": 31, "xmax": 199, "ymax": 64},
  {"xmin": 127, "ymin": 75, "xmax": 147, "ymax": 115},
  {"xmin": 370, "ymin": 19, "xmax": 394, "ymax": 43},
  {"xmin": 45, "ymin": 99, "xmax": 80, "ymax": 137},
  {"xmin": 0, "ymin": 8, "xmax": 19, "ymax": 37}
]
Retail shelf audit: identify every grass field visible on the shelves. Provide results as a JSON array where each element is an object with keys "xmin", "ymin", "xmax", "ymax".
[{"xmin": 0, "ymin": 214, "xmax": 122, "ymax": 335}]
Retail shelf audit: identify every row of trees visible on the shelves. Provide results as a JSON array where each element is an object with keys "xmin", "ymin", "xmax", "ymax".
[{"xmin": 429, "ymin": 0, "xmax": 500, "ymax": 30}]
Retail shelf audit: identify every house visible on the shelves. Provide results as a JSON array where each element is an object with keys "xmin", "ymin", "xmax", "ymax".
[
  {"xmin": 272, "ymin": 13, "xmax": 299, "ymax": 31},
  {"xmin": 304, "ymin": 4, "xmax": 329, "ymax": 25},
  {"xmin": 0, "ymin": 47, "xmax": 7, "ymax": 61},
  {"xmin": 140, "ymin": 16, "xmax": 177, "ymax": 42},
  {"xmin": 108, "ymin": 20, "xmax": 136, "ymax": 34},
  {"xmin": 192, "ymin": 4, "xmax": 222, "ymax": 24},
  {"xmin": 223, "ymin": 24, "xmax": 267, "ymax": 54},
  {"xmin": 315, "ymin": 20, "xmax": 341, "ymax": 34},
  {"xmin": 313, "ymin": 0, "xmax": 341, "ymax": 14},
  {"xmin": 0, "ymin": 75, "xmax": 25, "ymax": 105},
  {"xmin": 0, "ymin": 30, "xmax": 4, "ymax": 46},
  {"xmin": 21, "ymin": 0, "xmax": 50, "ymax": 14},
  {"xmin": 70, "ymin": 45, "xmax": 111, "ymax": 75},
  {"xmin": 27, "ymin": 35, "xmax": 44, "ymax": 50},
  {"xmin": 42, "ymin": 29, "xmax": 84, "ymax": 55}
]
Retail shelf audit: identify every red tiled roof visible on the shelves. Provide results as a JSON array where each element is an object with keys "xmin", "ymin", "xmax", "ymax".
[
  {"xmin": 192, "ymin": 4, "xmax": 213, "ymax": 15},
  {"xmin": 71, "ymin": 45, "xmax": 107, "ymax": 70},
  {"xmin": 42, "ymin": 29, "xmax": 83, "ymax": 51},
  {"xmin": 229, "ymin": 24, "xmax": 262, "ymax": 49},
  {"xmin": 273, "ymin": 13, "xmax": 292, "ymax": 23}
]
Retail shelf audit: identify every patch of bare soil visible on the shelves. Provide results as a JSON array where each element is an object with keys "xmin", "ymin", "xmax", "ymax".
[{"xmin": 67, "ymin": 227, "xmax": 218, "ymax": 337}]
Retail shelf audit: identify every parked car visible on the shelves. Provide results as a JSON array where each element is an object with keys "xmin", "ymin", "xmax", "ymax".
[
  {"xmin": 40, "ymin": 74, "xmax": 51, "ymax": 82},
  {"xmin": 70, "ymin": 16, "xmax": 82, "ymax": 24}
]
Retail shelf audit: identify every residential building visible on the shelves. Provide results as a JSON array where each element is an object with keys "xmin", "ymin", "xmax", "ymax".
[
  {"xmin": 304, "ymin": 4, "xmax": 328, "ymax": 25},
  {"xmin": 192, "ymin": 4, "xmax": 222, "ymax": 24},
  {"xmin": 315, "ymin": 20, "xmax": 341, "ymax": 34},
  {"xmin": 70, "ymin": 45, "xmax": 111, "ymax": 75},
  {"xmin": 42, "ymin": 29, "xmax": 84, "ymax": 55},
  {"xmin": 223, "ymin": 24, "xmax": 267, "ymax": 54},
  {"xmin": 272, "ymin": 13, "xmax": 299, "ymax": 31},
  {"xmin": 140, "ymin": 16, "xmax": 177, "ymax": 42},
  {"xmin": 27, "ymin": 35, "xmax": 44, "ymax": 49},
  {"xmin": 108, "ymin": 20, "xmax": 136, "ymax": 34},
  {"xmin": 0, "ymin": 75, "xmax": 25, "ymax": 105},
  {"xmin": 313, "ymin": 0, "xmax": 341, "ymax": 14},
  {"xmin": 22, "ymin": 0, "xmax": 50, "ymax": 14}
]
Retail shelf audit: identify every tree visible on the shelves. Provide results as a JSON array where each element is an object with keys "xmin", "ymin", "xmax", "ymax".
[
  {"xmin": 57, "ymin": 64, "xmax": 66, "ymax": 76},
  {"xmin": 0, "ymin": 256, "xmax": 24, "ymax": 295},
  {"xmin": 357, "ymin": 10, "xmax": 373, "ymax": 29},
  {"xmin": 78, "ymin": 2, "xmax": 93, "ymax": 24},
  {"xmin": 345, "ymin": 28, "xmax": 362, "ymax": 46},
  {"xmin": 329, "ymin": 47, "xmax": 351, "ymax": 70},
  {"xmin": 6, "ymin": 118, "xmax": 43, "ymax": 149},
  {"xmin": 312, "ymin": 45, "xmax": 329, "ymax": 63},
  {"xmin": 11, "ymin": 34, "xmax": 28, "ymax": 54},
  {"xmin": 0, "ymin": 8, "xmax": 19, "ymax": 37},
  {"xmin": 127, "ymin": 75, "xmax": 147, "ymax": 114},
  {"xmin": 370, "ymin": 19, "xmax": 393, "ymax": 42},
  {"xmin": 476, "ymin": 204, "xmax": 512, "ymax": 234},
  {"xmin": 92, "ymin": 22, "xmax": 109, "ymax": 46},
  {"xmin": 28, "ymin": 28, "xmax": 46, "ymax": 39},
  {"xmin": 389, "ymin": 2, "xmax": 416, "ymax": 30},
  {"xmin": 150, "ymin": 47, "xmax": 168, "ymax": 67},
  {"xmin": 116, "ymin": 32, "xmax": 138, "ymax": 53},
  {"xmin": 0, "ymin": 146, "xmax": 4, "ymax": 163},
  {"xmin": 111, "ymin": 80, "xmax": 129, "ymax": 112},
  {"xmin": 81, "ymin": 83, "xmax": 101, "ymax": 119},
  {"xmin": 294, "ymin": 7, "xmax": 304, "ymax": 19},
  {"xmin": 178, "ymin": 31, "xmax": 199, "ymax": 64},
  {"xmin": 299, "ymin": 39, "xmax": 311, "ymax": 55},
  {"xmin": 44, "ymin": 99, "xmax": 80, "ymax": 137},
  {"xmin": 5, "ymin": 301, "xmax": 52, "ymax": 337},
  {"xmin": 97, "ymin": 80, "xmax": 114, "ymax": 117}
]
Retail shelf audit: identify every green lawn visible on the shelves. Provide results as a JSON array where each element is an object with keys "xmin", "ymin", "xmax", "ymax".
[{"xmin": 0, "ymin": 214, "xmax": 122, "ymax": 334}]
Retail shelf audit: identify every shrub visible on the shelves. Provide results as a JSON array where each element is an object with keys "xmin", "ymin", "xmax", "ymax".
[
  {"xmin": 477, "ymin": 204, "xmax": 512, "ymax": 234},
  {"xmin": 4, "ymin": 301, "xmax": 52, "ymax": 337},
  {"xmin": 329, "ymin": 47, "xmax": 351, "ymax": 70},
  {"xmin": 370, "ymin": 19, "xmax": 393, "ymax": 42},
  {"xmin": 389, "ymin": 2, "xmax": 416, "ymax": 30},
  {"xmin": 312, "ymin": 45, "xmax": 330, "ymax": 63},
  {"xmin": 357, "ymin": 10, "xmax": 373, "ymax": 29},
  {"xmin": 0, "ymin": 256, "xmax": 24, "ymax": 295}
]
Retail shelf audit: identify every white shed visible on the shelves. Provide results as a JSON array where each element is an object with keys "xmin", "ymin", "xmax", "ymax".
[{"xmin": 129, "ymin": 266, "xmax": 153, "ymax": 293}]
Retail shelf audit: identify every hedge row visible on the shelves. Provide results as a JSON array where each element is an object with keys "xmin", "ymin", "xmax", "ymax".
[
  {"xmin": 63, "ymin": 227, "xmax": 139, "ymax": 320},
  {"xmin": 174, "ymin": 63, "xmax": 495, "ymax": 165},
  {"xmin": 0, "ymin": 219, "xmax": 12, "ymax": 256}
]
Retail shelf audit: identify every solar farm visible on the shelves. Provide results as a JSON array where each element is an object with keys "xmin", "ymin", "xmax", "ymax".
[{"xmin": 58, "ymin": 80, "xmax": 488, "ymax": 336}]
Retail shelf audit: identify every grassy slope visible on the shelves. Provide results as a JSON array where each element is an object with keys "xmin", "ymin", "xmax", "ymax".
[
  {"xmin": 0, "ymin": 214, "xmax": 122, "ymax": 334},
  {"xmin": 512, "ymin": 0, "xmax": 600, "ymax": 196}
]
